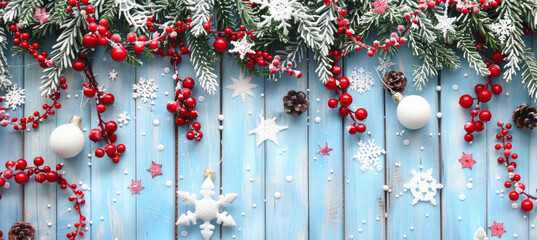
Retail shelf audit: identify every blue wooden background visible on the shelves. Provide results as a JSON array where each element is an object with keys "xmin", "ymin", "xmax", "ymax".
[{"xmin": 1, "ymin": 35, "xmax": 537, "ymax": 240}]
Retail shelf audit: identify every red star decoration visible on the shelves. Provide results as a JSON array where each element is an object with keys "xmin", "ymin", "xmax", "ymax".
[
  {"xmin": 489, "ymin": 221, "xmax": 506, "ymax": 238},
  {"xmin": 147, "ymin": 161, "xmax": 163, "ymax": 178},
  {"xmin": 372, "ymin": 0, "xmax": 389, "ymax": 14},
  {"xmin": 33, "ymin": 7, "xmax": 50, "ymax": 25},
  {"xmin": 127, "ymin": 179, "xmax": 145, "ymax": 195},
  {"xmin": 458, "ymin": 152, "xmax": 477, "ymax": 169},
  {"xmin": 317, "ymin": 142, "xmax": 333, "ymax": 157}
]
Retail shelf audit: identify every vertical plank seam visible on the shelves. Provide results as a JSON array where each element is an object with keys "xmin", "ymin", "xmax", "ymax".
[
  {"xmin": 341, "ymin": 56, "xmax": 346, "ymax": 240},
  {"xmin": 219, "ymin": 56, "xmax": 224, "ymax": 240},
  {"xmin": 175, "ymin": 72, "xmax": 179, "ymax": 240},
  {"xmin": 382, "ymin": 81, "xmax": 387, "ymax": 240},
  {"xmin": 22, "ymin": 52, "xmax": 26, "ymax": 222},
  {"xmin": 263, "ymin": 63, "xmax": 267, "ymax": 240},
  {"xmin": 437, "ymin": 71, "xmax": 443, "ymax": 240},
  {"xmin": 306, "ymin": 51, "xmax": 311, "ymax": 240},
  {"xmin": 134, "ymin": 66, "xmax": 138, "ymax": 240}
]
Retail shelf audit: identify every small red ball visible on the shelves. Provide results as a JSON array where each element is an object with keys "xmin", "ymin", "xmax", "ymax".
[
  {"xmin": 167, "ymin": 101, "xmax": 179, "ymax": 113},
  {"xmin": 459, "ymin": 95, "xmax": 474, "ymax": 108},
  {"xmin": 213, "ymin": 38, "xmax": 228, "ymax": 52},
  {"xmin": 464, "ymin": 133, "xmax": 474, "ymax": 142},
  {"xmin": 175, "ymin": 117, "xmax": 186, "ymax": 126},
  {"xmin": 479, "ymin": 110, "xmax": 491, "ymax": 122},
  {"xmin": 116, "ymin": 144, "xmax": 126, "ymax": 153},
  {"xmin": 497, "ymin": 157, "xmax": 504, "ymax": 163},
  {"xmin": 185, "ymin": 97, "xmax": 196, "ymax": 108},
  {"xmin": 348, "ymin": 125, "xmax": 358, "ymax": 134},
  {"xmin": 464, "ymin": 121, "xmax": 475, "ymax": 133},
  {"xmin": 474, "ymin": 121, "xmax": 485, "ymax": 132},
  {"xmin": 33, "ymin": 157, "xmax": 44, "ymax": 166},
  {"xmin": 96, "ymin": 104, "xmax": 106, "ymax": 113},
  {"xmin": 82, "ymin": 34, "xmax": 98, "ymax": 48},
  {"xmin": 14, "ymin": 172, "xmax": 29, "ymax": 184},
  {"xmin": 488, "ymin": 64, "xmax": 501, "ymax": 78},
  {"xmin": 521, "ymin": 199, "xmax": 534, "ymax": 212},
  {"xmin": 357, "ymin": 124, "xmax": 366, "ymax": 133},
  {"xmin": 328, "ymin": 99, "xmax": 338, "ymax": 108},
  {"xmin": 111, "ymin": 47, "xmax": 128, "ymax": 62},
  {"xmin": 34, "ymin": 173, "xmax": 46, "ymax": 183},
  {"xmin": 504, "ymin": 181, "xmax": 512, "ymax": 188},
  {"xmin": 95, "ymin": 148, "xmax": 105, "ymax": 158},
  {"xmin": 324, "ymin": 77, "xmax": 337, "ymax": 90},
  {"xmin": 73, "ymin": 61, "xmax": 85, "ymax": 71},
  {"xmin": 183, "ymin": 77, "xmax": 195, "ymax": 89},
  {"xmin": 105, "ymin": 144, "xmax": 116, "ymax": 155},
  {"xmin": 339, "ymin": 93, "xmax": 353, "ymax": 107},
  {"xmin": 477, "ymin": 89, "xmax": 492, "ymax": 102},
  {"xmin": 89, "ymin": 129, "xmax": 102, "ymax": 142},
  {"xmin": 46, "ymin": 171, "xmax": 59, "ymax": 182},
  {"xmin": 331, "ymin": 65, "xmax": 342, "ymax": 76},
  {"xmin": 192, "ymin": 122, "xmax": 201, "ymax": 131},
  {"xmin": 509, "ymin": 191, "xmax": 519, "ymax": 201},
  {"xmin": 102, "ymin": 93, "xmax": 115, "ymax": 105},
  {"xmin": 474, "ymin": 84, "xmax": 485, "ymax": 94},
  {"xmin": 127, "ymin": 32, "xmax": 137, "ymax": 42},
  {"xmin": 492, "ymin": 51, "xmax": 504, "ymax": 64},
  {"xmin": 355, "ymin": 108, "xmax": 368, "ymax": 120},
  {"xmin": 0, "ymin": 177, "xmax": 5, "ymax": 188},
  {"xmin": 513, "ymin": 174, "xmax": 521, "ymax": 181},
  {"xmin": 491, "ymin": 84, "xmax": 502, "ymax": 95},
  {"xmin": 3, "ymin": 170, "xmax": 12, "ymax": 179},
  {"xmin": 339, "ymin": 107, "xmax": 349, "ymax": 117},
  {"xmin": 83, "ymin": 87, "xmax": 96, "ymax": 98},
  {"xmin": 186, "ymin": 131, "xmax": 195, "ymax": 140},
  {"xmin": 338, "ymin": 76, "xmax": 350, "ymax": 90},
  {"xmin": 105, "ymin": 121, "xmax": 118, "ymax": 133},
  {"xmin": 134, "ymin": 42, "xmax": 145, "ymax": 54},
  {"xmin": 15, "ymin": 159, "xmax": 27, "ymax": 170},
  {"xmin": 5, "ymin": 160, "xmax": 16, "ymax": 168}
]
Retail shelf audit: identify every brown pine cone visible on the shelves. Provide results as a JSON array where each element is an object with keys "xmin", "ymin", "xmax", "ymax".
[
  {"xmin": 383, "ymin": 70, "xmax": 407, "ymax": 93},
  {"xmin": 513, "ymin": 104, "xmax": 537, "ymax": 130},
  {"xmin": 8, "ymin": 222, "xmax": 35, "ymax": 240},
  {"xmin": 283, "ymin": 90, "xmax": 309, "ymax": 116}
]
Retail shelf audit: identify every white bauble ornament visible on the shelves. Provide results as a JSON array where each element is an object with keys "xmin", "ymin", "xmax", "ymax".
[
  {"xmin": 394, "ymin": 93, "xmax": 432, "ymax": 129},
  {"xmin": 50, "ymin": 116, "xmax": 85, "ymax": 158}
]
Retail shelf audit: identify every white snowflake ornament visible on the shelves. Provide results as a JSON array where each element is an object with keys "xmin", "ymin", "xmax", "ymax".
[
  {"xmin": 109, "ymin": 69, "xmax": 118, "ymax": 81},
  {"xmin": 489, "ymin": 16, "xmax": 515, "ymax": 45},
  {"xmin": 350, "ymin": 68, "xmax": 374, "ymax": 94},
  {"xmin": 226, "ymin": 72, "xmax": 258, "ymax": 101},
  {"xmin": 115, "ymin": 0, "xmax": 150, "ymax": 30},
  {"xmin": 2, "ymin": 84, "xmax": 25, "ymax": 110},
  {"xmin": 376, "ymin": 57, "xmax": 395, "ymax": 76},
  {"xmin": 132, "ymin": 77, "xmax": 158, "ymax": 103},
  {"xmin": 249, "ymin": 115, "xmax": 288, "ymax": 146},
  {"xmin": 251, "ymin": 0, "xmax": 296, "ymax": 34},
  {"xmin": 176, "ymin": 177, "xmax": 238, "ymax": 240},
  {"xmin": 404, "ymin": 168, "xmax": 443, "ymax": 205},
  {"xmin": 229, "ymin": 37, "xmax": 255, "ymax": 59},
  {"xmin": 118, "ymin": 112, "xmax": 131, "ymax": 126},
  {"xmin": 353, "ymin": 139, "xmax": 386, "ymax": 172},
  {"xmin": 434, "ymin": 12, "xmax": 456, "ymax": 39}
]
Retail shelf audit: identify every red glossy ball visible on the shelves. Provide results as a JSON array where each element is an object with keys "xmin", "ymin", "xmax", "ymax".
[
  {"xmin": 192, "ymin": 122, "xmax": 201, "ymax": 131},
  {"xmin": 96, "ymin": 104, "xmax": 106, "ymax": 113},
  {"xmin": 491, "ymin": 84, "xmax": 503, "ymax": 95},
  {"xmin": 34, "ymin": 174, "xmax": 46, "ymax": 183},
  {"xmin": 492, "ymin": 51, "xmax": 504, "ymax": 64},
  {"xmin": 331, "ymin": 65, "xmax": 342, "ymax": 76},
  {"xmin": 111, "ymin": 47, "xmax": 127, "ymax": 62},
  {"xmin": 504, "ymin": 181, "xmax": 512, "ymax": 188},
  {"xmin": 134, "ymin": 42, "xmax": 145, "ymax": 54},
  {"xmin": 185, "ymin": 97, "xmax": 196, "ymax": 108},
  {"xmin": 83, "ymin": 87, "xmax": 96, "ymax": 98},
  {"xmin": 464, "ymin": 133, "xmax": 473, "ymax": 142},
  {"xmin": 0, "ymin": 177, "xmax": 5, "ymax": 188},
  {"xmin": 95, "ymin": 148, "xmax": 105, "ymax": 158},
  {"xmin": 186, "ymin": 132, "xmax": 195, "ymax": 140},
  {"xmin": 339, "ymin": 107, "xmax": 349, "ymax": 117},
  {"xmin": 102, "ymin": 93, "xmax": 115, "ymax": 105},
  {"xmin": 474, "ymin": 121, "xmax": 485, "ymax": 132},
  {"xmin": 328, "ymin": 99, "xmax": 338, "ymax": 108},
  {"xmin": 348, "ymin": 125, "xmax": 358, "ymax": 134},
  {"xmin": 46, "ymin": 171, "xmax": 59, "ymax": 182},
  {"xmin": 16, "ymin": 159, "xmax": 27, "ymax": 170},
  {"xmin": 167, "ymin": 101, "xmax": 179, "ymax": 113},
  {"xmin": 3, "ymin": 170, "xmax": 12, "ymax": 179},
  {"xmin": 464, "ymin": 121, "xmax": 475, "ymax": 133},
  {"xmin": 116, "ymin": 144, "xmax": 126, "ymax": 153},
  {"xmin": 189, "ymin": 109, "xmax": 199, "ymax": 119},
  {"xmin": 183, "ymin": 77, "xmax": 195, "ymax": 89},
  {"xmin": 509, "ymin": 191, "xmax": 519, "ymax": 201},
  {"xmin": 474, "ymin": 84, "xmax": 485, "ymax": 94},
  {"xmin": 458, "ymin": 94, "xmax": 473, "ymax": 108},
  {"xmin": 89, "ymin": 129, "xmax": 102, "ymax": 142},
  {"xmin": 357, "ymin": 124, "xmax": 366, "ymax": 133},
  {"xmin": 324, "ymin": 77, "xmax": 337, "ymax": 90},
  {"xmin": 14, "ymin": 172, "xmax": 29, "ymax": 184},
  {"xmin": 105, "ymin": 144, "xmax": 116, "ymax": 155},
  {"xmin": 82, "ymin": 34, "xmax": 98, "ymax": 48},
  {"xmin": 479, "ymin": 110, "xmax": 491, "ymax": 122},
  {"xmin": 339, "ymin": 93, "xmax": 353, "ymax": 107},
  {"xmin": 175, "ymin": 117, "xmax": 186, "ymax": 126},
  {"xmin": 33, "ymin": 157, "xmax": 44, "ymax": 166},
  {"xmin": 105, "ymin": 121, "xmax": 118, "ymax": 133},
  {"xmin": 521, "ymin": 199, "xmax": 534, "ymax": 211},
  {"xmin": 213, "ymin": 38, "xmax": 228, "ymax": 52},
  {"xmin": 355, "ymin": 108, "xmax": 368, "ymax": 120},
  {"xmin": 488, "ymin": 64, "xmax": 501, "ymax": 78},
  {"xmin": 338, "ymin": 76, "xmax": 350, "ymax": 90},
  {"xmin": 73, "ymin": 61, "xmax": 85, "ymax": 71},
  {"xmin": 513, "ymin": 174, "xmax": 521, "ymax": 181},
  {"xmin": 5, "ymin": 160, "xmax": 15, "ymax": 168},
  {"xmin": 477, "ymin": 89, "xmax": 492, "ymax": 102}
]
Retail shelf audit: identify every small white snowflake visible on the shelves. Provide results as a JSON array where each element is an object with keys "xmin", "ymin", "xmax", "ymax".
[
  {"xmin": 109, "ymin": 69, "xmax": 118, "ymax": 81},
  {"xmin": 249, "ymin": 115, "xmax": 288, "ymax": 146},
  {"xmin": 489, "ymin": 16, "xmax": 515, "ymax": 45},
  {"xmin": 404, "ymin": 168, "xmax": 443, "ymax": 205},
  {"xmin": 132, "ymin": 77, "xmax": 158, "ymax": 103},
  {"xmin": 229, "ymin": 37, "xmax": 255, "ymax": 60},
  {"xmin": 252, "ymin": 0, "xmax": 296, "ymax": 34},
  {"xmin": 353, "ymin": 139, "xmax": 386, "ymax": 172},
  {"xmin": 350, "ymin": 68, "xmax": 374, "ymax": 94},
  {"xmin": 226, "ymin": 72, "xmax": 258, "ymax": 101},
  {"xmin": 376, "ymin": 57, "xmax": 395, "ymax": 76},
  {"xmin": 2, "ymin": 84, "xmax": 25, "ymax": 110},
  {"xmin": 118, "ymin": 112, "xmax": 131, "ymax": 126},
  {"xmin": 434, "ymin": 13, "xmax": 456, "ymax": 39}
]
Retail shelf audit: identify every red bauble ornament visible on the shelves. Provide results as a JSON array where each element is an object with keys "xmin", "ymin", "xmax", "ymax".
[
  {"xmin": 82, "ymin": 34, "xmax": 98, "ymax": 48},
  {"xmin": 521, "ymin": 199, "xmax": 534, "ymax": 211},
  {"xmin": 491, "ymin": 84, "xmax": 502, "ymax": 95},
  {"xmin": 488, "ymin": 64, "xmax": 501, "ymax": 78},
  {"xmin": 355, "ymin": 108, "xmax": 367, "ymax": 120},
  {"xmin": 479, "ymin": 110, "xmax": 491, "ymax": 122},
  {"xmin": 477, "ymin": 89, "xmax": 492, "ymax": 103},
  {"xmin": 111, "ymin": 47, "xmax": 128, "ymax": 62},
  {"xmin": 213, "ymin": 38, "xmax": 228, "ymax": 52},
  {"xmin": 14, "ymin": 172, "xmax": 29, "ymax": 184},
  {"xmin": 492, "ymin": 51, "xmax": 504, "ymax": 64},
  {"xmin": 73, "ymin": 61, "xmax": 85, "ymax": 71},
  {"xmin": 458, "ymin": 94, "xmax": 474, "ymax": 108},
  {"xmin": 339, "ymin": 93, "xmax": 353, "ymax": 107}
]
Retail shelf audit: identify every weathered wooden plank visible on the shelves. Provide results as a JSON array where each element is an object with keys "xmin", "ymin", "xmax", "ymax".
[
  {"xmin": 386, "ymin": 46, "xmax": 441, "ymax": 239},
  {"xmin": 135, "ymin": 55, "xmax": 176, "ymax": 239},
  {"xmin": 440, "ymin": 55, "xmax": 486, "ymax": 239},
  {"xmin": 176, "ymin": 57, "xmax": 222, "ymax": 239},
  {"xmin": 264, "ymin": 60, "xmax": 309, "ymax": 240},
  {"xmin": 221, "ymin": 56, "xmax": 265, "ymax": 240},
  {"xmin": 307, "ymin": 53, "xmax": 344, "ymax": 240},
  {"xmin": 529, "ymin": 37, "xmax": 537, "ymax": 240},
  {"xmin": 90, "ymin": 51, "xmax": 137, "ymax": 240},
  {"xmin": 23, "ymin": 51, "xmax": 58, "ymax": 240},
  {"xmin": 343, "ymin": 54, "xmax": 386, "ymax": 239},
  {"xmin": 0, "ymin": 42, "xmax": 24, "ymax": 232}
]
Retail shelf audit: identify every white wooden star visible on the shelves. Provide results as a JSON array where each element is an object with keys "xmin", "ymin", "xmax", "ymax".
[
  {"xmin": 249, "ymin": 115, "xmax": 288, "ymax": 146},
  {"xmin": 226, "ymin": 72, "xmax": 258, "ymax": 101},
  {"xmin": 229, "ymin": 37, "xmax": 255, "ymax": 59}
]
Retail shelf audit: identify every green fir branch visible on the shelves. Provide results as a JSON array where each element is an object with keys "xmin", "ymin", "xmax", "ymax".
[
  {"xmin": 457, "ymin": 33, "xmax": 490, "ymax": 77},
  {"xmin": 185, "ymin": 0, "xmax": 212, "ymax": 37},
  {"xmin": 522, "ymin": 49, "xmax": 537, "ymax": 101},
  {"xmin": 186, "ymin": 33, "xmax": 218, "ymax": 94}
]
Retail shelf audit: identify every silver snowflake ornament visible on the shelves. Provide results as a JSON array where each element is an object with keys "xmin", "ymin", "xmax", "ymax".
[
  {"xmin": 489, "ymin": 16, "xmax": 515, "ymax": 45},
  {"xmin": 226, "ymin": 72, "xmax": 258, "ymax": 101},
  {"xmin": 109, "ymin": 69, "xmax": 118, "ymax": 81},
  {"xmin": 376, "ymin": 57, "xmax": 395, "ymax": 76},
  {"xmin": 353, "ymin": 139, "xmax": 386, "ymax": 172},
  {"xmin": 118, "ymin": 111, "xmax": 131, "ymax": 126},
  {"xmin": 132, "ymin": 77, "xmax": 158, "ymax": 103},
  {"xmin": 2, "ymin": 84, "xmax": 25, "ymax": 110},
  {"xmin": 403, "ymin": 168, "xmax": 443, "ymax": 205},
  {"xmin": 229, "ymin": 37, "xmax": 255, "ymax": 60},
  {"xmin": 350, "ymin": 67, "xmax": 374, "ymax": 94},
  {"xmin": 434, "ymin": 13, "xmax": 456, "ymax": 39},
  {"xmin": 252, "ymin": 0, "xmax": 296, "ymax": 34},
  {"xmin": 249, "ymin": 115, "xmax": 288, "ymax": 146},
  {"xmin": 176, "ymin": 177, "xmax": 238, "ymax": 240}
]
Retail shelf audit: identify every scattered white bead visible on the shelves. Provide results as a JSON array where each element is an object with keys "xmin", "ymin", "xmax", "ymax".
[
  {"xmin": 514, "ymin": 233, "xmax": 518, "ymax": 238},
  {"xmin": 219, "ymin": 126, "xmax": 224, "ymax": 130},
  {"xmin": 466, "ymin": 183, "xmax": 473, "ymax": 189},
  {"xmin": 153, "ymin": 119, "xmax": 160, "ymax": 126},
  {"xmin": 180, "ymin": 175, "xmax": 184, "ymax": 180},
  {"xmin": 246, "ymin": 166, "xmax": 251, "ymax": 171},
  {"xmin": 113, "ymin": 198, "xmax": 116, "ymax": 202},
  {"xmin": 316, "ymin": 98, "xmax": 320, "ymax": 102},
  {"xmin": 48, "ymin": 204, "xmax": 51, "ymax": 208},
  {"xmin": 314, "ymin": 117, "xmax": 321, "ymax": 123},
  {"xmin": 166, "ymin": 180, "xmax": 172, "ymax": 187},
  {"xmin": 81, "ymin": 184, "xmax": 89, "ymax": 191},
  {"xmin": 124, "ymin": 170, "xmax": 129, "ymax": 175},
  {"xmin": 403, "ymin": 139, "xmax": 410, "ymax": 145},
  {"xmin": 88, "ymin": 162, "xmax": 92, "ymax": 166},
  {"xmin": 116, "ymin": 191, "xmax": 120, "ymax": 195},
  {"xmin": 459, "ymin": 194, "xmax": 466, "ymax": 201},
  {"xmin": 274, "ymin": 192, "xmax": 281, "ymax": 199},
  {"xmin": 435, "ymin": 86, "xmax": 442, "ymax": 91},
  {"xmin": 452, "ymin": 84, "xmax": 459, "ymax": 91},
  {"xmin": 327, "ymin": 177, "xmax": 332, "ymax": 181},
  {"xmin": 142, "ymin": 132, "xmax": 146, "ymax": 136},
  {"xmin": 358, "ymin": 228, "xmax": 362, "ymax": 233},
  {"xmin": 382, "ymin": 185, "xmax": 389, "ymax": 191},
  {"xmin": 464, "ymin": 73, "xmax": 468, "ymax": 78},
  {"xmin": 89, "ymin": 221, "xmax": 93, "ymax": 225},
  {"xmin": 252, "ymin": 204, "xmax": 257, "ymax": 208},
  {"xmin": 164, "ymin": 91, "xmax": 169, "ymax": 96},
  {"xmin": 286, "ymin": 176, "xmax": 293, "ymax": 182},
  {"xmin": 163, "ymin": 67, "xmax": 171, "ymax": 73},
  {"xmin": 181, "ymin": 231, "xmax": 188, "ymax": 237},
  {"xmin": 403, "ymin": 234, "xmax": 407, "ymax": 238},
  {"xmin": 506, "ymin": 92, "xmax": 510, "ymax": 96},
  {"xmin": 362, "ymin": 220, "xmax": 366, "ymax": 224},
  {"xmin": 458, "ymin": 216, "xmax": 462, "ymax": 221},
  {"xmin": 198, "ymin": 96, "xmax": 205, "ymax": 102},
  {"xmin": 157, "ymin": 144, "xmax": 164, "ymax": 151},
  {"xmin": 436, "ymin": 112, "xmax": 443, "ymax": 118},
  {"xmin": 330, "ymin": 169, "xmax": 334, "ymax": 174},
  {"xmin": 218, "ymin": 115, "xmax": 225, "ymax": 121},
  {"xmin": 531, "ymin": 224, "xmax": 535, "ymax": 228},
  {"xmin": 512, "ymin": 203, "xmax": 519, "ymax": 209},
  {"xmin": 249, "ymin": 178, "xmax": 254, "ymax": 182},
  {"xmin": 100, "ymin": 216, "xmax": 105, "ymax": 220},
  {"xmin": 410, "ymin": 226, "xmax": 414, "ymax": 230},
  {"xmin": 48, "ymin": 222, "xmax": 52, "ymax": 227},
  {"xmin": 426, "ymin": 213, "xmax": 429, "ymax": 217}
]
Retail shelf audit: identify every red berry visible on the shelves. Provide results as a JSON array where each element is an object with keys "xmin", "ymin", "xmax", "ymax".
[
  {"xmin": 16, "ymin": 159, "xmax": 27, "ymax": 170},
  {"xmin": 183, "ymin": 77, "xmax": 195, "ymax": 89},
  {"xmin": 355, "ymin": 108, "xmax": 368, "ymax": 120},
  {"xmin": 338, "ymin": 76, "xmax": 350, "ymax": 90},
  {"xmin": 348, "ymin": 125, "xmax": 358, "ymax": 134},
  {"xmin": 175, "ymin": 117, "xmax": 186, "ymax": 126},
  {"xmin": 89, "ymin": 129, "xmax": 102, "ymax": 142},
  {"xmin": 488, "ymin": 64, "xmax": 501, "ymax": 78},
  {"xmin": 331, "ymin": 65, "xmax": 342, "ymax": 76},
  {"xmin": 127, "ymin": 32, "xmax": 137, "ymax": 42},
  {"xmin": 339, "ymin": 93, "xmax": 353, "ymax": 107},
  {"xmin": 324, "ymin": 77, "xmax": 338, "ymax": 90},
  {"xmin": 189, "ymin": 109, "xmax": 199, "ymax": 119},
  {"xmin": 357, "ymin": 124, "xmax": 366, "ymax": 133},
  {"xmin": 328, "ymin": 99, "xmax": 338, "ymax": 108},
  {"xmin": 82, "ymin": 34, "xmax": 98, "ymax": 48},
  {"xmin": 479, "ymin": 110, "xmax": 491, "ymax": 122},
  {"xmin": 339, "ymin": 107, "xmax": 349, "ymax": 116},
  {"xmin": 474, "ymin": 84, "xmax": 485, "ymax": 94},
  {"xmin": 102, "ymin": 93, "xmax": 115, "ymax": 105},
  {"xmin": 213, "ymin": 38, "xmax": 228, "ymax": 52},
  {"xmin": 474, "ymin": 121, "xmax": 484, "ymax": 132},
  {"xmin": 0, "ymin": 177, "xmax": 4, "ymax": 188},
  {"xmin": 491, "ymin": 84, "xmax": 502, "ymax": 95},
  {"xmin": 3, "ymin": 170, "xmax": 12, "ymax": 179},
  {"xmin": 458, "ymin": 94, "xmax": 473, "ymax": 108},
  {"xmin": 105, "ymin": 121, "xmax": 118, "ymax": 133},
  {"xmin": 464, "ymin": 121, "xmax": 475, "ymax": 133},
  {"xmin": 83, "ymin": 87, "xmax": 96, "ymax": 98},
  {"xmin": 167, "ymin": 101, "xmax": 179, "ymax": 113},
  {"xmin": 149, "ymin": 40, "xmax": 159, "ymax": 49},
  {"xmin": 464, "ymin": 133, "xmax": 474, "ymax": 142},
  {"xmin": 186, "ymin": 131, "xmax": 195, "ymax": 140},
  {"xmin": 504, "ymin": 181, "xmax": 512, "ymax": 188},
  {"xmin": 509, "ymin": 191, "xmax": 519, "ymax": 201},
  {"xmin": 111, "ymin": 47, "xmax": 128, "ymax": 62},
  {"xmin": 95, "ymin": 148, "xmax": 105, "ymax": 158},
  {"xmin": 105, "ymin": 144, "xmax": 116, "ymax": 155},
  {"xmin": 477, "ymin": 89, "xmax": 492, "ymax": 102},
  {"xmin": 33, "ymin": 157, "xmax": 44, "ymax": 166},
  {"xmin": 513, "ymin": 174, "xmax": 521, "ymax": 181},
  {"xmin": 5, "ymin": 160, "xmax": 16, "ymax": 168},
  {"xmin": 185, "ymin": 97, "xmax": 196, "ymax": 108},
  {"xmin": 96, "ymin": 104, "xmax": 106, "ymax": 113},
  {"xmin": 73, "ymin": 61, "xmax": 85, "ymax": 71},
  {"xmin": 521, "ymin": 199, "xmax": 534, "ymax": 212},
  {"xmin": 192, "ymin": 122, "xmax": 201, "ymax": 131},
  {"xmin": 492, "ymin": 51, "xmax": 504, "ymax": 64},
  {"xmin": 14, "ymin": 172, "xmax": 29, "ymax": 184},
  {"xmin": 46, "ymin": 171, "xmax": 59, "ymax": 182},
  {"xmin": 116, "ymin": 144, "xmax": 126, "ymax": 153}
]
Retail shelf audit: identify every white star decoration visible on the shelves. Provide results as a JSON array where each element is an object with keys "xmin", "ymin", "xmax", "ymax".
[
  {"xmin": 249, "ymin": 115, "xmax": 288, "ymax": 146},
  {"xmin": 434, "ymin": 13, "xmax": 456, "ymax": 38},
  {"xmin": 489, "ymin": 16, "xmax": 515, "ymax": 45},
  {"xmin": 226, "ymin": 72, "xmax": 258, "ymax": 101},
  {"xmin": 229, "ymin": 37, "xmax": 255, "ymax": 59},
  {"xmin": 404, "ymin": 168, "xmax": 443, "ymax": 205},
  {"xmin": 176, "ymin": 177, "xmax": 238, "ymax": 240},
  {"xmin": 109, "ymin": 69, "xmax": 118, "ymax": 81}
]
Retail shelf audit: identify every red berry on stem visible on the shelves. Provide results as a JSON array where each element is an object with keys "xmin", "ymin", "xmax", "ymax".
[
  {"xmin": 167, "ymin": 101, "xmax": 179, "ymax": 113},
  {"xmin": 89, "ymin": 129, "xmax": 102, "ymax": 142},
  {"xmin": 464, "ymin": 133, "xmax": 474, "ymax": 142},
  {"xmin": 213, "ymin": 38, "xmax": 228, "ymax": 52},
  {"xmin": 324, "ymin": 77, "xmax": 338, "ymax": 90},
  {"xmin": 338, "ymin": 76, "xmax": 350, "ymax": 90},
  {"xmin": 328, "ymin": 99, "xmax": 338, "ymax": 108},
  {"xmin": 102, "ymin": 93, "xmax": 115, "ymax": 105},
  {"xmin": 492, "ymin": 51, "xmax": 504, "ymax": 64},
  {"xmin": 105, "ymin": 121, "xmax": 118, "ymax": 133},
  {"xmin": 46, "ymin": 171, "xmax": 59, "ymax": 182},
  {"xmin": 14, "ymin": 172, "xmax": 29, "ymax": 184},
  {"xmin": 339, "ymin": 93, "xmax": 353, "ymax": 107},
  {"xmin": 479, "ymin": 110, "xmax": 491, "ymax": 122},
  {"xmin": 73, "ymin": 61, "xmax": 85, "ymax": 71},
  {"xmin": 459, "ymin": 94, "xmax": 473, "ymax": 108},
  {"xmin": 521, "ymin": 199, "xmax": 534, "ymax": 211},
  {"xmin": 82, "ymin": 34, "xmax": 98, "ymax": 48},
  {"xmin": 504, "ymin": 181, "xmax": 512, "ymax": 188},
  {"xmin": 331, "ymin": 65, "xmax": 342, "ymax": 76},
  {"xmin": 95, "ymin": 148, "xmax": 105, "ymax": 158},
  {"xmin": 474, "ymin": 121, "xmax": 485, "ymax": 132},
  {"xmin": 355, "ymin": 108, "xmax": 368, "ymax": 120},
  {"xmin": 488, "ymin": 64, "xmax": 501, "ymax": 78},
  {"xmin": 477, "ymin": 89, "xmax": 492, "ymax": 102},
  {"xmin": 34, "ymin": 157, "xmax": 44, "ymax": 166},
  {"xmin": 464, "ymin": 121, "xmax": 475, "ymax": 133},
  {"xmin": 491, "ymin": 84, "xmax": 502, "ymax": 95},
  {"xmin": 83, "ymin": 87, "xmax": 96, "ymax": 98},
  {"xmin": 183, "ymin": 77, "xmax": 195, "ymax": 89},
  {"xmin": 513, "ymin": 174, "xmax": 521, "ymax": 181},
  {"xmin": 0, "ymin": 177, "xmax": 5, "ymax": 188},
  {"xmin": 509, "ymin": 191, "xmax": 519, "ymax": 201},
  {"xmin": 111, "ymin": 47, "xmax": 128, "ymax": 62},
  {"xmin": 338, "ymin": 107, "xmax": 349, "ymax": 117},
  {"xmin": 357, "ymin": 124, "xmax": 366, "ymax": 133}
]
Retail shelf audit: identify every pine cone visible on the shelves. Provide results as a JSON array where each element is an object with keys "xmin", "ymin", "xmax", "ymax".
[
  {"xmin": 8, "ymin": 222, "xmax": 35, "ymax": 240},
  {"xmin": 383, "ymin": 70, "xmax": 407, "ymax": 93},
  {"xmin": 283, "ymin": 90, "xmax": 309, "ymax": 116},
  {"xmin": 513, "ymin": 104, "xmax": 537, "ymax": 130}
]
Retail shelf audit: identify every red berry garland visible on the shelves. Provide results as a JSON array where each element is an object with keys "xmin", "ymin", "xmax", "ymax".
[
  {"xmin": 496, "ymin": 121, "xmax": 536, "ymax": 212},
  {"xmin": 459, "ymin": 64, "xmax": 503, "ymax": 142},
  {"xmin": 0, "ymin": 157, "xmax": 87, "ymax": 239}
]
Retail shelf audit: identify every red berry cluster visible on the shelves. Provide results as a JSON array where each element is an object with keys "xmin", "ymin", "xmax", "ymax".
[
  {"xmin": 82, "ymin": 19, "xmax": 129, "ymax": 62},
  {"xmin": 8, "ymin": 24, "xmax": 53, "ymax": 68},
  {"xmin": 496, "ymin": 121, "xmax": 536, "ymax": 212},
  {"xmin": 459, "ymin": 62, "xmax": 503, "ymax": 142},
  {"xmin": 167, "ymin": 77, "xmax": 203, "ymax": 141},
  {"xmin": 0, "ymin": 157, "xmax": 87, "ymax": 239},
  {"xmin": 324, "ymin": 65, "xmax": 368, "ymax": 135},
  {"xmin": 73, "ymin": 58, "xmax": 125, "ymax": 163}
]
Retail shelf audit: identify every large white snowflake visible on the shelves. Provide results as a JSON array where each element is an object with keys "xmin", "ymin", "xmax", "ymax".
[
  {"xmin": 226, "ymin": 72, "xmax": 258, "ymax": 101},
  {"xmin": 176, "ymin": 177, "xmax": 238, "ymax": 240},
  {"xmin": 249, "ymin": 115, "xmax": 288, "ymax": 146},
  {"xmin": 132, "ymin": 77, "xmax": 158, "ymax": 103},
  {"xmin": 353, "ymin": 139, "xmax": 386, "ymax": 172},
  {"xmin": 489, "ymin": 16, "xmax": 515, "ymax": 45},
  {"xmin": 350, "ymin": 67, "xmax": 374, "ymax": 94},
  {"xmin": 2, "ymin": 84, "xmax": 25, "ymax": 110},
  {"xmin": 229, "ymin": 37, "xmax": 255, "ymax": 60},
  {"xmin": 251, "ymin": 0, "xmax": 296, "ymax": 34},
  {"xmin": 434, "ymin": 13, "xmax": 456, "ymax": 39},
  {"xmin": 403, "ymin": 168, "xmax": 443, "ymax": 205},
  {"xmin": 376, "ymin": 57, "xmax": 395, "ymax": 76},
  {"xmin": 118, "ymin": 111, "xmax": 131, "ymax": 126}
]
